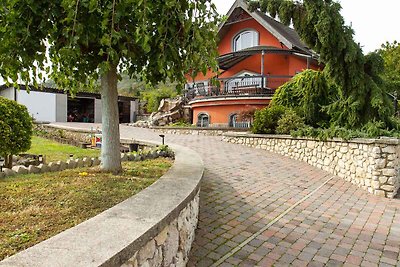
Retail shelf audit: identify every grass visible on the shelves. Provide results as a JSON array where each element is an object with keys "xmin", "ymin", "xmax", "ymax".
[
  {"xmin": 0, "ymin": 158, "xmax": 172, "ymax": 260},
  {"xmin": 27, "ymin": 136, "xmax": 100, "ymax": 162}
]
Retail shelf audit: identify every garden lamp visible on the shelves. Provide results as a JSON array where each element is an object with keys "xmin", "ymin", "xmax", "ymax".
[
  {"xmin": 0, "ymin": 157, "xmax": 4, "ymax": 172},
  {"xmin": 70, "ymin": 154, "xmax": 74, "ymax": 160},
  {"xmin": 159, "ymin": 134, "xmax": 165, "ymax": 145},
  {"xmin": 38, "ymin": 155, "xmax": 43, "ymax": 163}
]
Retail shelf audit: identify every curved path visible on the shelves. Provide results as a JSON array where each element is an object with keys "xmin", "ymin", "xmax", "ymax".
[{"xmin": 54, "ymin": 123, "xmax": 400, "ymax": 266}]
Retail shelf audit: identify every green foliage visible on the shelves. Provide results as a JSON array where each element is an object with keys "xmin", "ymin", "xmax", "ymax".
[
  {"xmin": 141, "ymin": 83, "xmax": 178, "ymax": 113},
  {"xmin": 168, "ymin": 120, "xmax": 193, "ymax": 128},
  {"xmin": 249, "ymin": 0, "xmax": 394, "ymax": 129},
  {"xmin": 0, "ymin": 0, "xmax": 220, "ymax": 92},
  {"xmin": 276, "ymin": 110, "xmax": 305, "ymax": 134},
  {"xmin": 379, "ymin": 41, "xmax": 400, "ymax": 96},
  {"xmin": 272, "ymin": 70, "xmax": 334, "ymax": 127},
  {"xmin": 292, "ymin": 122, "xmax": 400, "ymax": 141},
  {"xmin": 0, "ymin": 97, "xmax": 33, "ymax": 156},
  {"xmin": 252, "ymin": 105, "xmax": 285, "ymax": 134}
]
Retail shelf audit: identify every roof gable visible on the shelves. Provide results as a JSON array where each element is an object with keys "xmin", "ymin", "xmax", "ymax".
[{"xmin": 218, "ymin": 0, "xmax": 311, "ymax": 55}]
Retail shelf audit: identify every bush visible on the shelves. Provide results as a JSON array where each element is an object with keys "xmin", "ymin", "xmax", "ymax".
[
  {"xmin": 0, "ymin": 97, "xmax": 33, "ymax": 165},
  {"xmin": 141, "ymin": 84, "xmax": 178, "ymax": 113},
  {"xmin": 272, "ymin": 70, "xmax": 335, "ymax": 127},
  {"xmin": 276, "ymin": 110, "xmax": 305, "ymax": 134},
  {"xmin": 252, "ymin": 105, "xmax": 285, "ymax": 134}
]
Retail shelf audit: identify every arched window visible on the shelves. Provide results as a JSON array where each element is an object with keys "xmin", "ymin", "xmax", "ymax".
[
  {"xmin": 229, "ymin": 113, "xmax": 238, "ymax": 127},
  {"xmin": 197, "ymin": 113, "xmax": 210, "ymax": 127},
  {"xmin": 233, "ymin": 30, "xmax": 259, "ymax": 51}
]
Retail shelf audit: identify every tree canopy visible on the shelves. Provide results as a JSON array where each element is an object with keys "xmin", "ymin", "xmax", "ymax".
[
  {"xmin": 0, "ymin": 0, "xmax": 220, "ymax": 172},
  {"xmin": 379, "ymin": 41, "xmax": 400, "ymax": 97},
  {"xmin": 249, "ymin": 0, "xmax": 395, "ymax": 129},
  {"xmin": 0, "ymin": 0, "xmax": 219, "ymax": 90}
]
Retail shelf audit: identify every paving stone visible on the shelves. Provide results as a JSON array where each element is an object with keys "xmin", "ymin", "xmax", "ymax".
[{"xmin": 58, "ymin": 123, "xmax": 400, "ymax": 267}]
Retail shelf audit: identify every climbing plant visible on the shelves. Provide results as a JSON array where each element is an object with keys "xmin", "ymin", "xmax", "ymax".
[
  {"xmin": 248, "ymin": 0, "xmax": 395, "ymax": 129},
  {"xmin": 0, "ymin": 0, "xmax": 220, "ymax": 172}
]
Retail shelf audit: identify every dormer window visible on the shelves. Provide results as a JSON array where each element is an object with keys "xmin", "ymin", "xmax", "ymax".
[{"xmin": 233, "ymin": 30, "xmax": 259, "ymax": 51}]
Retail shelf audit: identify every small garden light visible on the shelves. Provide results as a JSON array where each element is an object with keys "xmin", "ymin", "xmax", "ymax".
[
  {"xmin": 38, "ymin": 155, "xmax": 43, "ymax": 163},
  {"xmin": 70, "ymin": 154, "xmax": 74, "ymax": 160},
  {"xmin": 0, "ymin": 157, "xmax": 4, "ymax": 172},
  {"xmin": 159, "ymin": 134, "xmax": 165, "ymax": 145}
]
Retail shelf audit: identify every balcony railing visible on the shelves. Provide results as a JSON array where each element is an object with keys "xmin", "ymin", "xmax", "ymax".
[{"xmin": 185, "ymin": 75, "xmax": 292, "ymax": 100}]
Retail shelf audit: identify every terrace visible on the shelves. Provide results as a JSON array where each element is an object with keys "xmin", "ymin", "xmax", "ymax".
[{"xmin": 185, "ymin": 75, "xmax": 292, "ymax": 100}]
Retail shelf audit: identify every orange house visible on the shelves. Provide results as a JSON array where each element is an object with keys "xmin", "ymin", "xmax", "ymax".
[{"xmin": 186, "ymin": 0, "xmax": 320, "ymax": 128}]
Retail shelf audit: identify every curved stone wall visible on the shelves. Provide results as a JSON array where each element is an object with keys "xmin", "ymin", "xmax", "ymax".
[
  {"xmin": 152, "ymin": 126, "xmax": 249, "ymax": 136},
  {"xmin": 0, "ymin": 143, "xmax": 204, "ymax": 266},
  {"xmin": 223, "ymin": 132, "xmax": 400, "ymax": 198}
]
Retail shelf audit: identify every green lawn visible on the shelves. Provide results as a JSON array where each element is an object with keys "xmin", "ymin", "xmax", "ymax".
[
  {"xmin": 27, "ymin": 136, "xmax": 100, "ymax": 163},
  {"xmin": 0, "ymin": 158, "xmax": 172, "ymax": 260}
]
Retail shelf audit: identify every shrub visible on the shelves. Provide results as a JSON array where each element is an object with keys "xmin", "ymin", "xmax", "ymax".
[
  {"xmin": 141, "ymin": 84, "xmax": 178, "ymax": 113},
  {"xmin": 0, "ymin": 97, "xmax": 33, "ymax": 166},
  {"xmin": 252, "ymin": 105, "xmax": 285, "ymax": 134},
  {"xmin": 276, "ymin": 110, "xmax": 305, "ymax": 134},
  {"xmin": 272, "ymin": 70, "xmax": 335, "ymax": 127}
]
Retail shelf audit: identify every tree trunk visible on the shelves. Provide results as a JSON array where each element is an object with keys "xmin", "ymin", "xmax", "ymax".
[
  {"xmin": 4, "ymin": 155, "xmax": 12, "ymax": 169},
  {"xmin": 100, "ymin": 64, "xmax": 122, "ymax": 173}
]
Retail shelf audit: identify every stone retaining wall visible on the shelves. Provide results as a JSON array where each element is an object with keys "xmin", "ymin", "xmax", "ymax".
[
  {"xmin": 223, "ymin": 132, "xmax": 400, "ymax": 198},
  {"xmin": 0, "ymin": 142, "xmax": 203, "ymax": 267},
  {"xmin": 152, "ymin": 126, "xmax": 249, "ymax": 136},
  {"xmin": 122, "ymin": 191, "xmax": 199, "ymax": 267},
  {"xmin": 35, "ymin": 123, "xmax": 95, "ymax": 144}
]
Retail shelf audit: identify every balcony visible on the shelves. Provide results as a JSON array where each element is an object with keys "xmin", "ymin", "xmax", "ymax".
[{"xmin": 185, "ymin": 75, "xmax": 292, "ymax": 100}]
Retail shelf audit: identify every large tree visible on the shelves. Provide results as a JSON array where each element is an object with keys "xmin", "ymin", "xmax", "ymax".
[
  {"xmin": 379, "ymin": 41, "xmax": 400, "ymax": 97},
  {"xmin": 0, "ymin": 0, "xmax": 219, "ymax": 172},
  {"xmin": 249, "ymin": 0, "xmax": 394, "ymax": 128}
]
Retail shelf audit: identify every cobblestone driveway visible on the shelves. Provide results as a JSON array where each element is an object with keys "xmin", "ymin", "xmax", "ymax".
[{"xmin": 55, "ymin": 124, "xmax": 400, "ymax": 266}]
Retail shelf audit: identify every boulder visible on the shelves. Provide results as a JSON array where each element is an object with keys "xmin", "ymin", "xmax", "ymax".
[
  {"xmin": 27, "ymin": 165, "xmax": 41, "ymax": 174},
  {"xmin": 92, "ymin": 158, "xmax": 101, "ymax": 166},
  {"xmin": 66, "ymin": 160, "xmax": 76, "ymax": 169},
  {"xmin": 82, "ymin": 157, "xmax": 92, "ymax": 167},
  {"xmin": 58, "ymin": 161, "xmax": 67, "ymax": 171},
  {"xmin": 48, "ymin": 162, "xmax": 60, "ymax": 172},
  {"xmin": 3, "ymin": 168, "xmax": 16, "ymax": 177},
  {"xmin": 37, "ymin": 164, "xmax": 50, "ymax": 173},
  {"xmin": 12, "ymin": 165, "xmax": 29, "ymax": 175},
  {"xmin": 75, "ymin": 159, "xmax": 84, "ymax": 168}
]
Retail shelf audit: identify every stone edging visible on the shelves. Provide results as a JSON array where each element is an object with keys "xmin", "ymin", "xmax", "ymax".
[
  {"xmin": 151, "ymin": 126, "xmax": 250, "ymax": 136},
  {"xmin": 0, "ymin": 142, "xmax": 204, "ymax": 266},
  {"xmin": 223, "ymin": 132, "xmax": 400, "ymax": 198}
]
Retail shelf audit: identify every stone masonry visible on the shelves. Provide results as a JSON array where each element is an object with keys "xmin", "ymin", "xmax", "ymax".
[
  {"xmin": 223, "ymin": 133, "xmax": 400, "ymax": 198},
  {"xmin": 122, "ymin": 191, "xmax": 200, "ymax": 267}
]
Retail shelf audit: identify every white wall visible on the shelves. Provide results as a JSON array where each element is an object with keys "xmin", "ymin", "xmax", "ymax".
[
  {"xmin": 0, "ymin": 87, "xmax": 15, "ymax": 100},
  {"xmin": 17, "ymin": 90, "xmax": 57, "ymax": 122},
  {"xmin": 94, "ymin": 99, "xmax": 102, "ymax": 123},
  {"xmin": 56, "ymin": 94, "xmax": 67, "ymax": 122}
]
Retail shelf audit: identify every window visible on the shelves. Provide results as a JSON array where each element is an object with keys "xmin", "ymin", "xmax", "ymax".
[
  {"xmin": 197, "ymin": 113, "xmax": 210, "ymax": 127},
  {"xmin": 233, "ymin": 30, "xmax": 259, "ymax": 51},
  {"xmin": 229, "ymin": 114, "xmax": 238, "ymax": 127}
]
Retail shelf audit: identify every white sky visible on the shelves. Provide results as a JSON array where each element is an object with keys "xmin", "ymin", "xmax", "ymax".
[{"xmin": 213, "ymin": 0, "xmax": 400, "ymax": 53}]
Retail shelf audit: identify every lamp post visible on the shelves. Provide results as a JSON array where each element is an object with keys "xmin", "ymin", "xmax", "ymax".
[
  {"xmin": 0, "ymin": 157, "xmax": 4, "ymax": 172},
  {"xmin": 159, "ymin": 134, "xmax": 165, "ymax": 146}
]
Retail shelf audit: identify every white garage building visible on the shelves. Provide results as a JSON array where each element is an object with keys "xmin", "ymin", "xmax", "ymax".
[{"xmin": 0, "ymin": 85, "xmax": 139, "ymax": 123}]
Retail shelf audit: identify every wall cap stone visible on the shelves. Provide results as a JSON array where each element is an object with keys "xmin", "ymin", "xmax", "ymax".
[
  {"xmin": 0, "ymin": 141, "xmax": 204, "ymax": 267},
  {"xmin": 223, "ymin": 132, "xmax": 400, "ymax": 145}
]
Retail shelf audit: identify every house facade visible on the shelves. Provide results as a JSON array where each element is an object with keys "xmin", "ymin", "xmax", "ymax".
[
  {"xmin": 186, "ymin": 0, "xmax": 319, "ymax": 127},
  {"xmin": 0, "ymin": 85, "xmax": 138, "ymax": 123}
]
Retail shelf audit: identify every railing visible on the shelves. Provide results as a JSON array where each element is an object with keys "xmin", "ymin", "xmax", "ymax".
[{"xmin": 185, "ymin": 75, "xmax": 292, "ymax": 100}]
